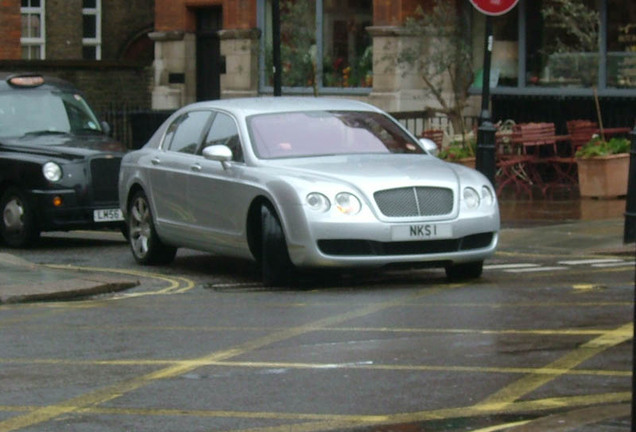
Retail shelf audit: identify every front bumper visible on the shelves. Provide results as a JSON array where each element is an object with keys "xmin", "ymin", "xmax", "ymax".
[
  {"xmin": 285, "ymin": 212, "xmax": 499, "ymax": 269},
  {"xmin": 30, "ymin": 189, "xmax": 124, "ymax": 231}
]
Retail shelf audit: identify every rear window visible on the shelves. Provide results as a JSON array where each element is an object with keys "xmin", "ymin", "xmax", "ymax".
[
  {"xmin": 247, "ymin": 110, "xmax": 423, "ymax": 159},
  {"xmin": 0, "ymin": 89, "xmax": 102, "ymax": 139}
]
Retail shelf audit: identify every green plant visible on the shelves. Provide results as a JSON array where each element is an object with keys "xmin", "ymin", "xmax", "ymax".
[
  {"xmin": 397, "ymin": 0, "xmax": 473, "ymax": 136},
  {"xmin": 439, "ymin": 138, "xmax": 476, "ymax": 161},
  {"xmin": 575, "ymin": 136, "xmax": 630, "ymax": 158}
]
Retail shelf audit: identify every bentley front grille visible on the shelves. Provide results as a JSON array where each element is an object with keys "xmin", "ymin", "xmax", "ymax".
[{"xmin": 374, "ymin": 187, "xmax": 453, "ymax": 217}]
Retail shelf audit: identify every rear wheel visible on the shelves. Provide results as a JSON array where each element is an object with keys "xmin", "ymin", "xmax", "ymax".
[
  {"xmin": 0, "ymin": 187, "xmax": 40, "ymax": 248},
  {"xmin": 445, "ymin": 261, "xmax": 483, "ymax": 281},
  {"xmin": 128, "ymin": 191, "xmax": 177, "ymax": 265},
  {"xmin": 261, "ymin": 204, "xmax": 293, "ymax": 287}
]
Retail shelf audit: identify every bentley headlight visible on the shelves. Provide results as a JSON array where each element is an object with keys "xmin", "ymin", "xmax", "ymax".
[
  {"xmin": 306, "ymin": 192, "xmax": 330, "ymax": 212},
  {"xmin": 463, "ymin": 187, "xmax": 480, "ymax": 209},
  {"xmin": 335, "ymin": 192, "xmax": 361, "ymax": 215},
  {"xmin": 481, "ymin": 185, "xmax": 495, "ymax": 207},
  {"xmin": 43, "ymin": 162, "xmax": 62, "ymax": 182}
]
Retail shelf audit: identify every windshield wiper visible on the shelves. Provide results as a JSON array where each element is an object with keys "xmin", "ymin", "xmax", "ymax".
[
  {"xmin": 23, "ymin": 130, "xmax": 69, "ymax": 136},
  {"xmin": 74, "ymin": 127, "xmax": 103, "ymax": 134}
]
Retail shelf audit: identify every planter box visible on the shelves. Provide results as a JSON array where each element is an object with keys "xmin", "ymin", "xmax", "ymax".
[{"xmin": 576, "ymin": 153, "xmax": 629, "ymax": 198}]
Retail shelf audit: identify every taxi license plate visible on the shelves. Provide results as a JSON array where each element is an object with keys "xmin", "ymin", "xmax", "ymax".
[
  {"xmin": 93, "ymin": 208, "xmax": 124, "ymax": 222},
  {"xmin": 391, "ymin": 224, "xmax": 452, "ymax": 241}
]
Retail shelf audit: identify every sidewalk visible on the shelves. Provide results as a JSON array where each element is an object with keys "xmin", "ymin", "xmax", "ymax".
[{"xmin": 0, "ymin": 252, "xmax": 138, "ymax": 304}]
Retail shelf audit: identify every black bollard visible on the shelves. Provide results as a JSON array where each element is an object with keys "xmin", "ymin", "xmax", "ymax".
[
  {"xmin": 624, "ymin": 126, "xmax": 636, "ymax": 244},
  {"xmin": 476, "ymin": 120, "xmax": 497, "ymax": 187}
]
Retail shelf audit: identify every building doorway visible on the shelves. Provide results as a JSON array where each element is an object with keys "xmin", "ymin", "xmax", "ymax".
[{"xmin": 196, "ymin": 7, "xmax": 222, "ymax": 101}]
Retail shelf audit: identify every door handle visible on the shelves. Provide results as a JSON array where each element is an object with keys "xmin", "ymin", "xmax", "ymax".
[
  {"xmin": 151, "ymin": 158, "xmax": 161, "ymax": 165},
  {"xmin": 190, "ymin": 164, "xmax": 202, "ymax": 172}
]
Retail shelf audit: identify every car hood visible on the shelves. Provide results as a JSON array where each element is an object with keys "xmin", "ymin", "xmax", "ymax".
[
  {"xmin": 0, "ymin": 133, "xmax": 126, "ymax": 160},
  {"xmin": 261, "ymin": 154, "xmax": 474, "ymax": 191}
]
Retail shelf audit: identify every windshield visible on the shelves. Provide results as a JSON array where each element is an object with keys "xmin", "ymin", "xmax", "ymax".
[
  {"xmin": 247, "ymin": 111, "xmax": 424, "ymax": 159},
  {"xmin": 0, "ymin": 89, "xmax": 103, "ymax": 138}
]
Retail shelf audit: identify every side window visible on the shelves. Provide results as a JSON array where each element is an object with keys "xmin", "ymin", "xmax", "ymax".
[
  {"xmin": 204, "ymin": 112, "xmax": 243, "ymax": 162},
  {"xmin": 165, "ymin": 111, "xmax": 212, "ymax": 154}
]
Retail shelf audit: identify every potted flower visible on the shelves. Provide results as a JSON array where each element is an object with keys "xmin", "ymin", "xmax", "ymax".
[
  {"xmin": 575, "ymin": 135, "xmax": 631, "ymax": 198},
  {"xmin": 439, "ymin": 136, "xmax": 476, "ymax": 168}
]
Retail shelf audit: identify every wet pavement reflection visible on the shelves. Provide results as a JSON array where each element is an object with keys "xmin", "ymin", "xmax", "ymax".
[{"xmin": 499, "ymin": 193, "xmax": 626, "ymax": 228}]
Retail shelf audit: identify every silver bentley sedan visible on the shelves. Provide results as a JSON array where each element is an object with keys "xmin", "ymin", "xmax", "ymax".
[{"xmin": 118, "ymin": 97, "xmax": 499, "ymax": 286}]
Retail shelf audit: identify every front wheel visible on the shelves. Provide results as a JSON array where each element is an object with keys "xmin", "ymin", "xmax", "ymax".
[
  {"xmin": 128, "ymin": 191, "xmax": 177, "ymax": 265},
  {"xmin": 261, "ymin": 204, "xmax": 294, "ymax": 287},
  {"xmin": 0, "ymin": 187, "xmax": 40, "ymax": 248},
  {"xmin": 445, "ymin": 261, "xmax": 483, "ymax": 281}
]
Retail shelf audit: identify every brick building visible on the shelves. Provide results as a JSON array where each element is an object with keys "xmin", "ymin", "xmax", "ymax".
[
  {"xmin": 150, "ymin": 0, "xmax": 432, "ymax": 111},
  {"xmin": 151, "ymin": 0, "xmax": 635, "ymax": 133},
  {"xmin": 1, "ymin": 0, "xmax": 633, "ymax": 133},
  {"xmin": 0, "ymin": 0, "xmax": 155, "ymax": 109}
]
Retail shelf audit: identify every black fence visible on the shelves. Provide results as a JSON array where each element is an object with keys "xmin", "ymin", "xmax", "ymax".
[
  {"xmin": 100, "ymin": 106, "xmax": 174, "ymax": 150},
  {"xmin": 99, "ymin": 106, "xmax": 478, "ymax": 150},
  {"xmin": 100, "ymin": 96, "xmax": 634, "ymax": 150},
  {"xmin": 492, "ymin": 94, "xmax": 636, "ymax": 135}
]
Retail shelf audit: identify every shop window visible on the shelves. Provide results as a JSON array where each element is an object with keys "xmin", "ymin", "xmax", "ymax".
[
  {"xmin": 262, "ymin": 0, "xmax": 372, "ymax": 92},
  {"xmin": 527, "ymin": 0, "xmax": 600, "ymax": 88},
  {"xmin": 472, "ymin": 0, "xmax": 636, "ymax": 93},
  {"xmin": 82, "ymin": 0, "xmax": 101, "ymax": 60},
  {"xmin": 607, "ymin": 0, "xmax": 636, "ymax": 88},
  {"xmin": 21, "ymin": 0, "xmax": 45, "ymax": 60}
]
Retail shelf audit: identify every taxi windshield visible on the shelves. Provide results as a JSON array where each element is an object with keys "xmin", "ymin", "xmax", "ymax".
[{"xmin": 0, "ymin": 89, "xmax": 103, "ymax": 139}]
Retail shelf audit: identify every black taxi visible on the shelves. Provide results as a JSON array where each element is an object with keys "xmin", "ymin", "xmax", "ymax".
[{"xmin": 0, "ymin": 72, "xmax": 126, "ymax": 247}]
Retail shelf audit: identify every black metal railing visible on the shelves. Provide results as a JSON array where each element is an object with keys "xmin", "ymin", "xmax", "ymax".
[{"xmin": 98, "ymin": 105, "xmax": 478, "ymax": 150}]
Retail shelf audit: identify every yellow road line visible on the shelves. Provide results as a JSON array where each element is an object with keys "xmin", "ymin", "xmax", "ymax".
[
  {"xmin": 44, "ymin": 264, "xmax": 195, "ymax": 294},
  {"xmin": 0, "ymin": 285, "xmax": 456, "ymax": 432},
  {"xmin": 0, "ymin": 357, "xmax": 628, "ymax": 377},
  {"xmin": 474, "ymin": 323, "xmax": 633, "ymax": 411}
]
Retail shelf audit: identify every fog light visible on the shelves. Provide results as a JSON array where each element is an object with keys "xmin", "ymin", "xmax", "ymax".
[{"xmin": 52, "ymin": 196, "xmax": 63, "ymax": 207}]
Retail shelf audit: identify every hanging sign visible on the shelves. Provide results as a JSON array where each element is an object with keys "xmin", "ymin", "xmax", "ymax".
[{"xmin": 469, "ymin": 0, "xmax": 519, "ymax": 16}]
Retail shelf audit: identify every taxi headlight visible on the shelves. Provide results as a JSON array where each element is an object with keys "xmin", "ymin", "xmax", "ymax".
[
  {"xmin": 43, "ymin": 162, "xmax": 62, "ymax": 182},
  {"xmin": 335, "ymin": 192, "xmax": 361, "ymax": 215},
  {"xmin": 463, "ymin": 187, "xmax": 480, "ymax": 209},
  {"xmin": 306, "ymin": 192, "xmax": 331, "ymax": 212}
]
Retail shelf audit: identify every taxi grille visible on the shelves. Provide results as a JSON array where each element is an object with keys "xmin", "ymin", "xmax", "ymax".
[
  {"xmin": 374, "ymin": 187, "xmax": 453, "ymax": 217},
  {"xmin": 90, "ymin": 156, "xmax": 122, "ymax": 203}
]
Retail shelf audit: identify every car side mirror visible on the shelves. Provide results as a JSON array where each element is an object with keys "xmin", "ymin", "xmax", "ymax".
[
  {"xmin": 202, "ymin": 145, "xmax": 233, "ymax": 163},
  {"xmin": 419, "ymin": 138, "xmax": 439, "ymax": 157},
  {"xmin": 100, "ymin": 121, "xmax": 112, "ymax": 136}
]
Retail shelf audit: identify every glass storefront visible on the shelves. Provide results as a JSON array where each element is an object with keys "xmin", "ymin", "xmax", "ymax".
[
  {"xmin": 472, "ymin": 0, "xmax": 636, "ymax": 93},
  {"xmin": 260, "ymin": 0, "xmax": 372, "ymax": 93}
]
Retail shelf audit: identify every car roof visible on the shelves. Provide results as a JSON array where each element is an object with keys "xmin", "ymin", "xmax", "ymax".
[
  {"xmin": 0, "ymin": 72, "xmax": 78, "ymax": 93},
  {"xmin": 182, "ymin": 97, "xmax": 385, "ymax": 117}
]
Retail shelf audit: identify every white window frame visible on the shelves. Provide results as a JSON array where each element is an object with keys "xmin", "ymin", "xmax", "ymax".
[
  {"xmin": 21, "ymin": 0, "xmax": 46, "ymax": 60},
  {"xmin": 82, "ymin": 0, "xmax": 102, "ymax": 60}
]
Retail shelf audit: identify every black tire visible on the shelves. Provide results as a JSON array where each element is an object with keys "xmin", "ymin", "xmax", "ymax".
[
  {"xmin": 445, "ymin": 261, "xmax": 484, "ymax": 281},
  {"xmin": 128, "ymin": 190, "xmax": 177, "ymax": 265},
  {"xmin": 261, "ymin": 204, "xmax": 293, "ymax": 287},
  {"xmin": 0, "ymin": 187, "xmax": 40, "ymax": 248}
]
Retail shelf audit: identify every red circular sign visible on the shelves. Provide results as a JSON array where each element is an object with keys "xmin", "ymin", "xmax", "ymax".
[{"xmin": 469, "ymin": 0, "xmax": 519, "ymax": 16}]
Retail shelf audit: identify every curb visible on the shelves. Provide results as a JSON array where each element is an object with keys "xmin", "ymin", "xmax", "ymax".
[{"xmin": 0, "ymin": 276, "xmax": 139, "ymax": 304}]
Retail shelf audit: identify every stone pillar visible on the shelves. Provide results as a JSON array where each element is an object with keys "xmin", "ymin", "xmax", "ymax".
[
  {"xmin": 219, "ymin": 28, "xmax": 261, "ymax": 99},
  {"xmin": 366, "ymin": 25, "xmax": 426, "ymax": 112},
  {"xmin": 149, "ymin": 30, "xmax": 196, "ymax": 110}
]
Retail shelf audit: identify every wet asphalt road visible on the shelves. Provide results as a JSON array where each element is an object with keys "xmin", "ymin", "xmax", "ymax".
[{"xmin": 0, "ymin": 220, "xmax": 634, "ymax": 432}]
